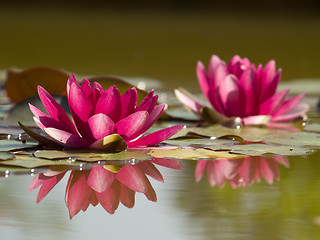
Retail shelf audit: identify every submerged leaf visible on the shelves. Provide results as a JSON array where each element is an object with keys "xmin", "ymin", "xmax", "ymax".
[{"xmin": 5, "ymin": 67, "xmax": 69, "ymax": 103}]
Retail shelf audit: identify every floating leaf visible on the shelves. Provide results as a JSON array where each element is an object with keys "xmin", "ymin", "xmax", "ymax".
[
  {"xmin": 1, "ymin": 154, "xmax": 85, "ymax": 168},
  {"xmin": 33, "ymin": 149, "xmax": 150, "ymax": 163},
  {"xmin": 304, "ymin": 123, "xmax": 320, "ymax": 132},
  {"xmin": 148, "ymin": 148, "xmax": 244, "ymax": 160},
  {"xmin": 5, "ymin": 67, "xmax": 69, "ymax": 103},
  {"xmin": 0, "ymin": 139, "xmax": 38, "ymax": 152},
  {"xmin": 229, "ymin": 144, "xmax": 308, "ymax": 156},
  {"xmin": 263, "ymin": 132, "xmax": 320, "ymax": 148},
  {"xmin": 0, "ymin": 152, "xmax": 14, "ymax": 160}
]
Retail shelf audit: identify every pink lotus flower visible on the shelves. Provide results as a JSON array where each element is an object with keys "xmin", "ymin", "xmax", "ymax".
[
  {"xmin": 29, "ymin": 159, "xmax": 184, "ymax": 218},
  {"xmin": 175, "ymin": 55, "xmax": 309, "ymax": 125},
  {"xmin": 196, "ymin": 156, "xmax": 289, "ymax": 188},
  {"xmin": 26, "ymin": 74, "xmax": 183, "ymax": 150}
]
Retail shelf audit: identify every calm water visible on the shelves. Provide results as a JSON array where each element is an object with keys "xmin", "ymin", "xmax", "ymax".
[{"xmin": 0, "ymin": 7, "xmax": 320, "ymax": 240}]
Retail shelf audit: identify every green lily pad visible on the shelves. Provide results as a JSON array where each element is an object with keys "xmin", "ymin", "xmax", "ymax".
[
  {"xmin": 0, "ymin": 154, "xmax": 85, "ymax": 169},
  {"xmin": 33, "ymin": 149, "xmax": 151, "ymax": 163},
  {"xmin": 230, "ymin": 144, "xmax": 309, "ymax": 156},
  {"xmin": 148, "ymin": 148, "xmax": 244, "ymax": 160},
  {"xmin": 0, "ymin": 139, "xmax": 38, "ymax": 152},
  {"xmin": 0, "ymin": 151, "xmax": 14, "ymax": 160}
]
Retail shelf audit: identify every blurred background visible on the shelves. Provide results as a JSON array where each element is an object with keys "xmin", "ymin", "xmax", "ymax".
[{"xmin": 0, "ymin": 0, "xmax": 319, "ymax": 90}]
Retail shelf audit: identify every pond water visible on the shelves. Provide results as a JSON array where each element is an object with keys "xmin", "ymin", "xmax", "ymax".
[{"xmin": 0, "ymin": 7, "xmax": 320, "ymax": 240}]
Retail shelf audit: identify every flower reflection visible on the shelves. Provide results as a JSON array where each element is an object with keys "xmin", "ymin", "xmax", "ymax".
[
  {"xmin": 29, "ymin": 159, "xmax": 183, "ymax": 218},
  {"xmin": 196, "ymin": 156, "xmax": 289, "ymax": 188}
]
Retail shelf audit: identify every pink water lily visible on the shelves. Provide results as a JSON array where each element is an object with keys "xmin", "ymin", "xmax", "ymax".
[
  {"xmin": 27, "ymin": 74, "xmax": 183, "ymax": 150},
  {"xmin": 196, "ymin": 156, "xmax": 289, "ymax": 188},
  {"xmin": 29, "ymin": 159, "xmax": 184, "ymax": 218},
  {"xmin": 175, "ymin": 55, "xmax": 309, "ymax": 125}
]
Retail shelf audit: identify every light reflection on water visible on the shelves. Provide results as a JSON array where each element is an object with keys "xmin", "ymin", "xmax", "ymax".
[{"xmin": 1, "ymin": 152, "xmax": 320, "ymax": 239}]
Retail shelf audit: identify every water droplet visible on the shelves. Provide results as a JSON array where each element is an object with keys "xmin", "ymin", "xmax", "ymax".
[
  {"xmin": 7, "ymin": 134, "xmax": 11, "ymax": 140},
  {"xmin": 210, "ymin": 136, "xmax": 216, "ymax": 140},
  {"xmin": 31, "ymin": 169, "xmax": 35, "ymax": 173},
  {"xmin": 240, "ymin": 65, "xmax": 246, "ymax": 70},
  {"xmin": 18, "ymin": 133, "xmax": 22, "ymax": 141},
  {"xmin": 236, "ymin": 125, "xmax": 241, "ymax": 129},
  {"xmin": 5, "ymin": 170, "xmax": 9, "ymax": 175},
  {"xmin": 97, "ymin": 161, "xmax": 101, "ymax": 164}
]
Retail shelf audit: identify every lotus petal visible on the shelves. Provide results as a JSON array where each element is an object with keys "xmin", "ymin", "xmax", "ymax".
[
  {"xmin": 44, "ymin": 127, "xmax": 89, "ymax": 148},
  {"xmin": 88, "ymin": 113, "xmax": 115, "ymax": 141},
  {"xmin": 127, "ymin": 124, "xmax": 184, "ymax": 147},
  {"xmin": 120, "ymin": 87, "xmax": 137, "ymax": 119},
  {"xmin": 38, "ymin": 86, "xmax": 77, "ymax": 133},
  {"xmin": 95, "ymin": 85, "xmax": 121, "ymax": 123},
  {"xmin": 174, "ymin": 88, "xmax": 204, "ymax": 116},
  {"xmin": 115, "ymin": 111, "xmax": 149, "ymax": 141}
]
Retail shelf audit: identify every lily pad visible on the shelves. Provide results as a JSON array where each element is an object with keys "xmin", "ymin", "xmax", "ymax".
[
  {"xmin": 5, "ymin": 67, "xmax": 69, "ymax": 103},
  {"xmin": 230, "ymin": 144, "xmax": 309, "ymax": 156},
  {"xmin": 148, "ymin": 148, "xmax": 244, "ymax": 160},
  {"xmin": 0, "ymin": 139, "xmax": 38, "ymax": 152},
  {"xmin": 1, "ymin": 154, "xmax": 85, "ymax": 169},
  {"xmin": 34, "ymin": 149, "xmax": 151, "ymax": 163}
]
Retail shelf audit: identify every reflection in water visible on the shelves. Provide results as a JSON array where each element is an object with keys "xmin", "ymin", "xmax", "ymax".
[
  {"xmin": 196, "ymin": 156, "xmax": 289, "ymax": 188},
  {"xmin": 29, "ymin": 159, "xmax": 183, "ymax": 218}
]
